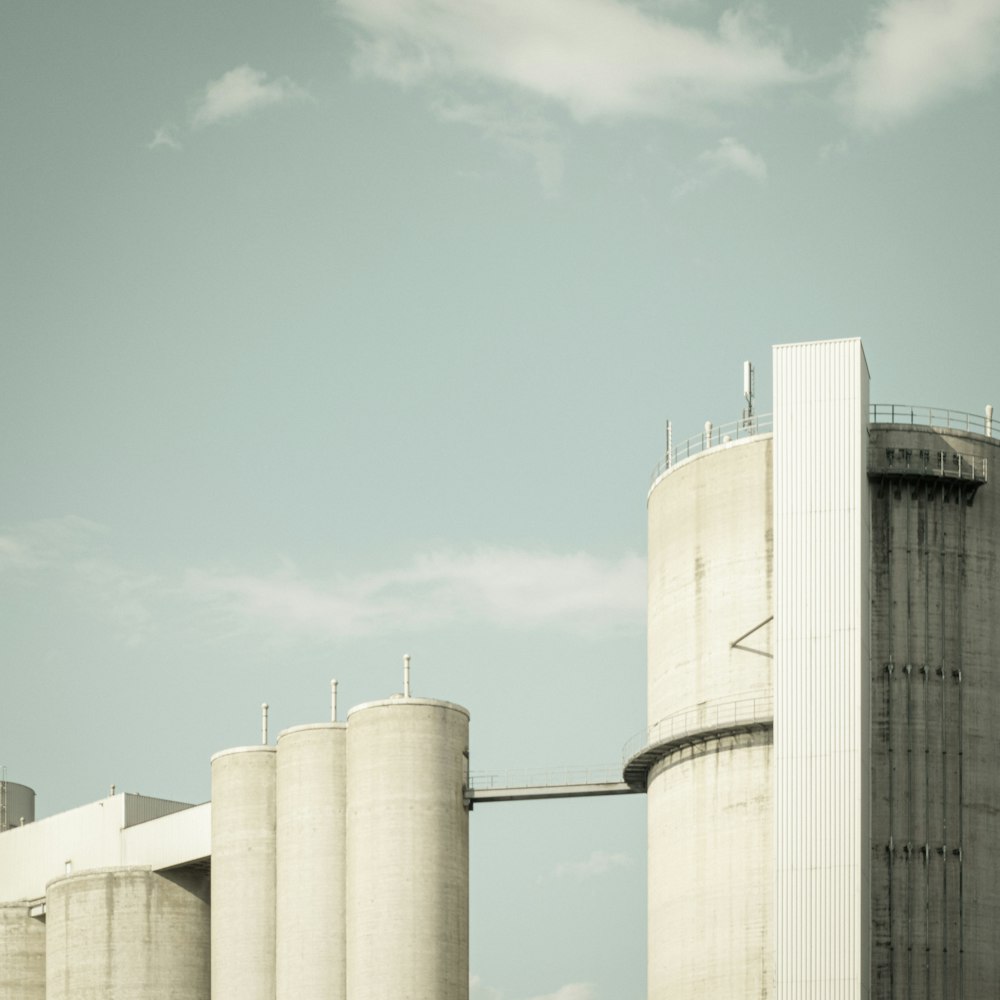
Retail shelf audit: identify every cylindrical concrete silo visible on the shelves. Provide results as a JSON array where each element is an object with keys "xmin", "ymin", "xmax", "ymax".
[
  {"xmin": 346, "ymin": 696, "xmax": 470, "ymax": 1000},
  {"xmin": 276, "ymin": 723, "xmax": 347, "ymax": 1000},
  {"xmin": 211, "ymin": 745, "xmax": 277, "ymax": 1000},
  {"xmin": 868, "ymin": 421, "xmax": 1000, "ymax": 1000},
  {"xmin": 0, "ymin": 901, "xmax": 45, "ymax": 1000},
  {"xmin": 45, "ymin": 866, "xmax": 210, "ymax": 1000},
  {"xmin": 635, "ymin": 434, "xmax": 774, "ymax": 999},
  {"xmin": 0, "ymin": 781, "xmax": 35, "ymax": 831}
]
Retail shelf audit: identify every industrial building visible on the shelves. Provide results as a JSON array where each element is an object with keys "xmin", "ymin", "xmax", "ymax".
[{"xmin": 1, "ymin": 339, "xmax": 998, "ymax": 999}]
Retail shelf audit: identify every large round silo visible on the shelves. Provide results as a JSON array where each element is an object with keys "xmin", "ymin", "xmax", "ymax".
[
  {"xmin": 867, "ymin": 420, "xmax": 1000, "ymax": 999},
  {"xmin": 44, "ymin": 866, "xmax": 210, "ymax": 1000},
  {"xmin": 0, "ymin": 901, "xmax": 45, "ymax": 1000},
  {"xmin": 0, "ymin": 781, "xmax": 36, "ymax": 831},
  {"xmin": 636, "ymin": 433, "xmax": 774, "ymax": 999},
  {"xmin": 276, "ymin": 723, "xmax": 347, "ymax": 1000},
  {"xmin": 211, "ymin": 745, "xmax": 276, "ymax": 1000},
  {"xmin": 346, "ymin": 696, "xmax": 470, "ymax": 1000}
]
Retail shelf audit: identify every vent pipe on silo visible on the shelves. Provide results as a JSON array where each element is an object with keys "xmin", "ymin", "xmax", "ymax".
[
  {"xmin": 403, "ymin": 654, "xmax": 411, "ymax": 698},
  {"xmin": 331, "ymin": 680, "xmax": 338, "ymax": 722},
  {"xmin": 987, "ymin": 405, "xmax": 994, "ymax": 437},
  {"xmin": 262, "ymin": 703, "xmax": 269, "ymax": 745},
  {"xmin": 704, "ymin": 420, "xmax": 713, "ymax": 449}
]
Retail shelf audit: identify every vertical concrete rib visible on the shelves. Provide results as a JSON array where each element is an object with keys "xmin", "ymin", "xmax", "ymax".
[
  {"xmin": 346, "ymin": 697, "xmax": 470, "ymax": 1000},
  {"xmin": 276, "ymin": 723, "xmax": 347, "ymax": 1000},
  {"xmin": 773, "ymin": 339, "xmax": 871, "ymax": 1000},
  {"xmin": 211, "ymin": 746, "xmax": 277, "ymax": 1000}
]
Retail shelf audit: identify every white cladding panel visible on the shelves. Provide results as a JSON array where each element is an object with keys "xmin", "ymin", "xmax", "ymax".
[{"xmin": 773, "ymin": 339, "xmax": 871, "ymax": 1000}]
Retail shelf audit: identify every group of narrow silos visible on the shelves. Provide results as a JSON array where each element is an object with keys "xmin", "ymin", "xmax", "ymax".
[
  {"xmin": 1, "ymin": 693, "xmax": 469, "ymax": 1000},
  {"xmin": 213, "ymin": 694, "xmax": 470, "ymax": 1000}
]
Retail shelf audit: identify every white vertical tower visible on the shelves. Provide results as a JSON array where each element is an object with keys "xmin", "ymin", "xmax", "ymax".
[{"xmin": 773, "ymin": 339, "xmax": 871, "ymax": 999}]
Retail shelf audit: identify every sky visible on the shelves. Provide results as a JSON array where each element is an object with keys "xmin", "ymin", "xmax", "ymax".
[{"xmin": 2, "ymin": 0, "xmax": 999, "ymax": 997}]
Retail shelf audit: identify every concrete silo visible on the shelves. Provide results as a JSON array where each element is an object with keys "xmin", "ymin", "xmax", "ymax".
[
  {"xmin": 0, "ymin": 901, "xmax": 45, "ymax": 1000},
  {"xmin": 276, "ymin": 722, "xmax": 347, "ymax": 1000},
  {"xmin": 0, "ymin": 781, "xmax": 35, "ymax": 833},
  {"xmin": 44, "ymin": 866, "xmax": 210, "ymax": 1000},
  {"xmin": 346, "ymin": 696, "xmax": 470, "ymax": 1000},
  {"xmin": 210, "ymin": 745, "xmax": 276, "ymax": 1000},
  {"xmin": 868, "ymin": 417, "xmax": 1000, "ymax": 999},
  {"xmin": 637, "ymin": 431, "xmax": 774, "ymax": 998}
]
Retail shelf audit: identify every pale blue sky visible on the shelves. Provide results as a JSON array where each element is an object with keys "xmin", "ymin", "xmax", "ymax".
[{"xmin": 2, "ymin": 1, "xmax": 999, "ymax": 998}]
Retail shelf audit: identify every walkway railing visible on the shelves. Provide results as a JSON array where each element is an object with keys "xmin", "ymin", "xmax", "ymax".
[
  {"xmin": 468, "ymin": 765, "xmax": 625, "ymax": 791},
  {"xmin": 870, "ymin": 404, "xmax": 998, "ymax": 440},
  {"xmin": 622, "ymin": 694, "xmax": 773, "ymax": 766}
]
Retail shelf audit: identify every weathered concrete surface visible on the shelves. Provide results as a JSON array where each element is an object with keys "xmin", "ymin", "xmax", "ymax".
[
  {"xmin": 0, "ymin": 901, "xmax": 44, "ymax": 1000},
  {"xmin": 868, "ymin": 425, "xmax": 1000, "ymax": 1000},
  {"xmin": 276, "ymin": 723, "xmax": 347, "ymax": 1000},
  {"xmin": 45, "ymin": 867, "xmax": 209, "ymax": 1000},
  {"xmin": 210, "ymin": 746, "xmax": 276, "ymax": 1000},
  {"xmin": 646, "ymin": 434, "xmax": 774, "ymax": 999},
  {"xmin": 346, "ymin": 697, "xmax": 469, "ymax": 1000},
  {"xmin": 647, "ymin": 737, "xmax": 773, "ymax": 999},
  {"xmin": 647, "ymin": 435, "xmax": 774, "ymax": 727}
]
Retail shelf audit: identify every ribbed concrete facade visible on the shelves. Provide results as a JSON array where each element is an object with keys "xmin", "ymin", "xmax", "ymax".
[
  {"xmin": 869, "ymin": 423, "xmax": 1000, "ymax": 999},
  {"xmin": 276, "ymin": 723, "xmax": 347, "ymax": 1000},
  {"xmin": 346, "ymin": 697, "xmax": 470, "ymax": 1000},
  {"xmin": 210, "ymin": 746, "xmax": 276, "ymax": 1000},
  {"xmin": 45, "ymin": 867, "xmax": 209, "ymax": 1000}
]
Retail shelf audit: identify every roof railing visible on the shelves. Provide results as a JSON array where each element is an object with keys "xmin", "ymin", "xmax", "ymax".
[
  {"xmin": 650, "ymin": 413, "xmax": 773, "ymax": 485},
  {"xmin": 870, "ymin": 403, "xmax": 998, "ymax": 440}
]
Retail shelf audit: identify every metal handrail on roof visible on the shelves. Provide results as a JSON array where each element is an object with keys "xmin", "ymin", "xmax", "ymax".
[
  {"xmin": 870, "ymin": 403, "xmax": 998, "ymax": 440},
  {"xmin": 650, "ymin": 413, "xmax": 773, "ymax": 485}
]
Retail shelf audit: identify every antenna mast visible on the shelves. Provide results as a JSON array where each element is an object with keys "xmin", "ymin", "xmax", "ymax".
[{"xmin": 742, "ymin": 361, "xmax": 755, "ymax": 429}]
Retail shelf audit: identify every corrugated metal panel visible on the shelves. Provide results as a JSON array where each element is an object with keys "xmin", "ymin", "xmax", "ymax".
[
  {"xmin": 773, "ymin": 339, "xmax": 871, "ymax": 1000},
  {"xmin": 123, "ymin": 794, "xmax": 195, "ymax": 828}
]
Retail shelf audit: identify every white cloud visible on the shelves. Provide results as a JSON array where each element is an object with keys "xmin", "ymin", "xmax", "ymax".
[
  {"xmin": 524, "ymin": 985, "xmax": 597, "ymax": 1000},
  {"xmin": 186, "ymin": 547, "xmax": 645, "ymax": 639},
  {"xmin": 147, "ymin": 125, "xmax": 182, "ymax": 151},
  {"xmin": 0, "ymin": 517, "xmax": 158, "ymax": 646},
  {"xmin": 698, "ymin": 135, "xmax": 767, "ymax": 180},
  {"xmin": 338, "ymin": 0, "xmax": 801, "ymax": 121},
  {"xmin": 551, "ymin": 850, "xmax": 632, "ymax": 880},
  {"xmin": 672, "ymin": 136, "xmax": 767, "ymax": 198},
  {"xmin": 843, "ymin": 0, "xmax": 1000, "ymax": 128},
  {"xmin": 192, "ymin": 65, "xmax": 310, "ymax": 127}
]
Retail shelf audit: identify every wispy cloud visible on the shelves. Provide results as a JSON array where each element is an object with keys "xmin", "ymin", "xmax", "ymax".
[
  {"xmin": 432, "ymin": 97, "xmax": 564, "ymax": 195},
  {"xmin": 0, "ymin": 517, "xmax": 158, "ymax": 646},
  {"xmin": 551, "ymin": 850, "xmax": 632, "ymax": 880},
  {"xmin": 471, "ymin": 976, "xmax": 598, "ymax": 1000},
  {"xmin": 842, "ymin": 0, "xmax": 1000, "ymax": 128},
  {"xmin": 186, "ymin": 548, "xmax": 645, "ymax": 639},
  {"xmin": 192, "ymin": 65, "xmax": 311, "ymax": 128},
  {"xmin": 673, "ymin": 136, "xmax": 767, "ymax": 198},
  {"xmin": 147, "ymin": 125, "xmax": 182, "ymax": 151},
  {"xmin": 524, "ymin": 985, "xmax": 597, "ymax": 1000},
  {"xmin": 338, "ymin": 0, "xmax": 802, "ymax": 122}
]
